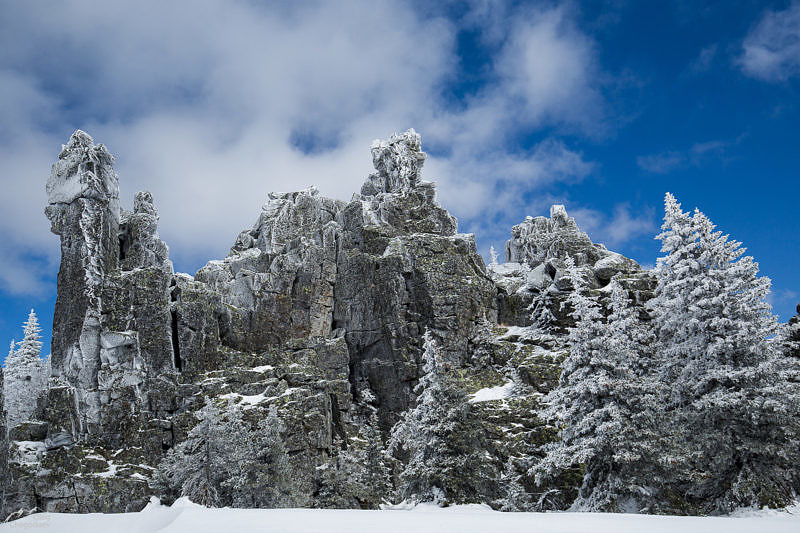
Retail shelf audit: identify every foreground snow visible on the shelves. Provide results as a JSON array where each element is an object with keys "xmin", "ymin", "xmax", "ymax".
[{"xmin": 3, "ymin": 499, "xmax": 799, "ymax": 533}]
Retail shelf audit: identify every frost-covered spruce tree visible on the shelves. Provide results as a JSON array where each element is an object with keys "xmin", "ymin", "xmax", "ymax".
[
  {"xmin": 156, "ymin": 398, "xmax": 228, "ymax": 506},
  {"xmin": 317, "ymin": 416, "xmax": 391, "ymax": 509},
  {"xmin": 529, "ymin": 286, "xmax": 559, "ymax": 333},
  {"xmin": 389, "ymin": 330, "xmax": 498, "ymax": 505},
  {"xmin": 156, "ymin": 399, "xmax": 297, "ymax": 508},
  {"xmin": 649, "ymin": 193, "xmax": 800, "ymax": 512},
  {"xmin": 489, "ymin": 246, "xmax": 499, "ymax": 267},
  {"xmin": 496, "ymin": 458, "xmax": 531, "ymax": 512},
  {"xmin": 4, "ymin": 310, "xmax": 45, "ymax": 429},
  {"xmin": 227, "ymin": 406, "xmax": 299, "ymax": 508},
  {"xmin": 533, "ymin": 260, "xmax": 657, "ymax": 511}
]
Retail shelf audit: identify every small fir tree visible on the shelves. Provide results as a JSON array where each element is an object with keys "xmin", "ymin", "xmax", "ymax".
[
  {"xmin": 156, "ymin": 399, "xmax": 298, "ymax": 508},
  {"xmin": 533, "ymin": 261, "xmax": 657, "ymax": 511},
  {"xmin": 0, "ymin": 364, "xmax": 7, "ymax": 518},
  {"xmin": 529, "ymin": 286, "xmax": 559, "ymax": 333},
  {"xmin": 389, "ymin": 330, "xmax": 498, "ymax": 505},
  {"xmin": 4, "ymin": 310, "xmax": 45, "ymax": 429},
  {"xmin": 317, "ymin": 417, "xmax": 391, "ymax": 509},
  {"xmin": 226, "ymin": 406, "xmax": 299, "ymax": 508},
  {"xmin": 489, "ymin": 246, "xmax": 499, "ymax": 267},
  {"xmin": 496, "ymin": 458, "xmax": 531, "ymax": 512}
]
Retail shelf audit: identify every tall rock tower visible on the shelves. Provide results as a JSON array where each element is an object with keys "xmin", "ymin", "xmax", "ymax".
[{"xmin": 45, "ymin": 130, "xmax": 120, "ymax": 390}]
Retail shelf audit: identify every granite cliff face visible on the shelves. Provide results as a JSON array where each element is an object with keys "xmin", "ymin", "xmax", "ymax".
[{"xmin": 2, "ymin": 129, "xmax": 654, "ymax": 516}]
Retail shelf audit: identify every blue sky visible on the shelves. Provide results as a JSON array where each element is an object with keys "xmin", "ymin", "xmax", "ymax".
[{"xmin": 0, "ymin": 0, "xmax": 798, "ymax": 362}]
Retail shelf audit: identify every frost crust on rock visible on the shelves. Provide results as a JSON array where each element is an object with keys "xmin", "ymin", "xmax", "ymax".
[{"xmin": 362, "ymin": 129, "xmax": 426, "ymax": 195}]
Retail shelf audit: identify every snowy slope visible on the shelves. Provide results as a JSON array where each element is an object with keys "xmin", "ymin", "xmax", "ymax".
[{"xmin": 2, "ymin": 499, "xmax": 798, "ymax": 533}]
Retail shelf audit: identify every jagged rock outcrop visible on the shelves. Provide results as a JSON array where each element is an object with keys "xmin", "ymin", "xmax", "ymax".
[
  {"xmin": 492, "ymin": 205, "xmax": 652, "ymax": 328},
  {"xmin": 2, "ymin": 128, "xmax": 652, "ymax": 517}
]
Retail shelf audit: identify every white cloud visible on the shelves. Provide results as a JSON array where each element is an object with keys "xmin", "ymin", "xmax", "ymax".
[
  {"xmin": 739, "ymin": 2, "xmax": 800, "ymax": 82},
  {"xmin": 0, "ymin": 0, "xmax": 610, "ymax": 293},
  {"xmin": 766, "ymin": 288, "xmax": 799, "ymax": 310},
  {"xmin": 495, "ymin": 4, "xmax": 605, "ymax": 133},
  {"xmin": 571, "ymin": 204, "xmax": 656, "ymax": 249}
]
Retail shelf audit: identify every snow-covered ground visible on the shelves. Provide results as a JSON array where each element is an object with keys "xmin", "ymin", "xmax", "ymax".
[{"xmin": 2, "ymin": 499, "xmax": 799, "ymax": 533}]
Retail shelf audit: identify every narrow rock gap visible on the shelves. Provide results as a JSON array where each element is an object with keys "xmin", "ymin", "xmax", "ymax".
[
  {"xmin": 170, "ymin": 311, "xmax": 182, "ymax": 372},
  {"xmin": 329, "ymin": 393, "xmax": 347, "ymax": 448}
]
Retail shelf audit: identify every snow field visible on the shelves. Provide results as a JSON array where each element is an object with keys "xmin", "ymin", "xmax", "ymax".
[{"xmin": 2, "ymin": 499, "xmax": 798, "ymax": 533}]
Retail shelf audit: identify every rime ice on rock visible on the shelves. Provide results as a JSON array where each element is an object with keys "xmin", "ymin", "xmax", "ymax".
[
  {"xmin": 119, "ymin": 191, "xmax": 172, "ymax": 271},
  {"xmin": 362, "ymin": 129, "xmax": 427, "ymax": 195},
  {"xmin": 505, "ymin": 205, "xmax": 605, "ymax": 268},
  {"xmin": 491, "ymin": 204, "xmax": 647, "ymax": 329},
  {"xmin": 354, "ymin": 129, "xmax": 457, "ymax": 236},
  {"xmin": 45, "ymin": 130, "xmax": 121, "ymax": 390},
  {"xmin": 46, "ymin": 130, "xmax": 120, "ymax": 206},
  {"xmin": 3, "ymin": 127, "xmax": 653, "ymax": 518}
]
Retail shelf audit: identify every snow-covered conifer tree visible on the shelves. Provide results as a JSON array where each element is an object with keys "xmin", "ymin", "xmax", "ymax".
[
  {"xmin": 156, "ymin": 399, "xmax": 298, "ymax": 508},
  {"xmin": 317, "ymin": 415, "xmax": 391, "ymax": 509},
  {"xmin": 389, "ymin": 330, "xmax": 498, "ymax": 505},
  {"xmin": 4, "ymin": 310, "xmax": 45, "ymax": 429},
  {"xmin": 649, "ymin": 193, "xmax": 800, "ymax": 512},
  {"xmin": 156, "ymin": 398, "xmax": 228, "ymax": 506},
  {"xmin": 228, "ymin": 405, "xmax": 299, "ymax": 508},
  {"xmin": 496, "ymin": 458, "xmax": 531, "ymax": 512},
  {"xmin": 0, "ymin": 364, "xmax": 7, "ymax": 516},
  {"xmin": 529, "ymin": 286, "xmax": 558, "ymax": 333},
  {"xmin": 489, "ymin": 246, "xmax": 499, "ymax": 267},
  {"xmin": 533, "ymin": 262, "xmax": 657, "ymax": 511}
]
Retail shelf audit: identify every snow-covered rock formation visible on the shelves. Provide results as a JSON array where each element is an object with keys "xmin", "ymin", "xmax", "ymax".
[
  {"xmin": 490, "ymin": 204, "xmax": 652, "ymax": 329},
  {"xmin": 2, "ymin": 129, "xmax": 652, "ymax": 517}
]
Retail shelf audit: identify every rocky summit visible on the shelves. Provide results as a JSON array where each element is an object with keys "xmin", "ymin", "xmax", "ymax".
[{"xmin": 1, "ymin": 129, "xmax": 653, "ymax": 517}]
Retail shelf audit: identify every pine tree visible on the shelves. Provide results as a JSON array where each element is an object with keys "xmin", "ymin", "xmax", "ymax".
[
  {"xmin": 155, "ymin": 399, "xmax": 298, "ymax": 508},
  {"xmin": 0, "ymin": 364, "xmax": 7, "ymax": 519},
  {"xmin": 496, "ymin": 458, "xmax": 531, "ymax": 512},
  {"xmin": 317, "ymin": 415, "xmax": 392, "ymax": 509},
  {"xmin": 649, "ymin": 193, "xmax": 800, "ymax": 512},
  {"xmin": 529, "ymin": 286, "xmax": 558, "ymax": 332},
  {"xmin": 532, "ymin": 261, "xmax": 657, "ymax": 511},
  {"xmin": 389, "ymin": 330, "xmax": 498, "ymax": 505},
  {"xmin": 16, "ymin": 310, "xmax": 42, "ymax": 363},
  {"xmin": 156, "ymin": 398, "xmax": 227, "ymax": 506},
  {"xmin": 228, "ymin": 406, "xmax": 299, "ymax": 508},
  {"xmin": 4, "ymin": 310, "xmax": 45, "ymax": 429}
]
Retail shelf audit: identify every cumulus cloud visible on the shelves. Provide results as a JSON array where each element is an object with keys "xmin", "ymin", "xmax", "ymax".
[
  {"xmin": 0, "ymin": 0, "xmax": 615, "ymax": 294},
  {"xmin": 495, "ymin": 4, "xmax": 606, "ymax": 133},
  {"xmin": 766, "ymin": 288, "xmax": 799, "ymax": 310},
  {"xmin": 571, "ymin": 204, "xmax": 656, "ymax": 249},
  {"xmin": 739, "ymin": 2, "xmax": 800, "ymax": 82}
]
